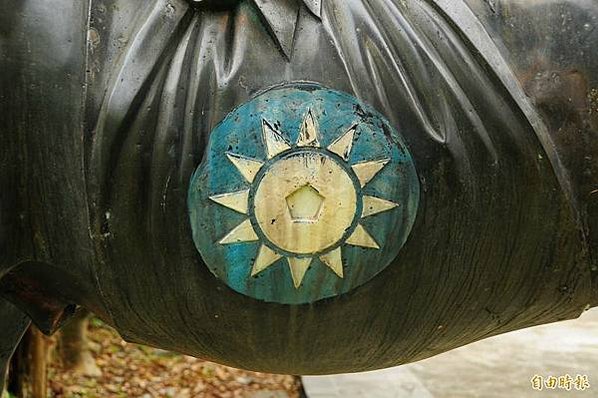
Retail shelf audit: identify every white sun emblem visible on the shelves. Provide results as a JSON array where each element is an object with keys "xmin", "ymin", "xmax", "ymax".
[{"xmin": 209, "ymin": 110, "xmax": 400, "ymax": 288}]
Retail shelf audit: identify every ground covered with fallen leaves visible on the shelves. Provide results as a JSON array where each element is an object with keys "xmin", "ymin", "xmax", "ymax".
[{"xmin": 48, "ymin": 318, "xmax": 302, "ymax": 398}]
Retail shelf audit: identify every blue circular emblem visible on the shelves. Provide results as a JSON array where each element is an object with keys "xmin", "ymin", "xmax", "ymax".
[{"xmin": 188, "ymin": 83, "xmax": 419, "ymax": 304}]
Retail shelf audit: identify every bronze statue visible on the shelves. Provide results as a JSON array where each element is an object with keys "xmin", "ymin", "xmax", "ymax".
[{"xmin": 1, "ymin": 0, "xmax": 596, "ymax": 386}]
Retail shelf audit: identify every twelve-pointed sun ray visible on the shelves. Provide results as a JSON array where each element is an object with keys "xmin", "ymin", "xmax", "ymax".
[
  {"xmin": 219, "ymin": 219, "xmax": 259, "ymax": 244},
  {"xmin": 252, "ymin": 245, "xmax": 283, "ymax": 276},
  {"xmin": 225, "ymin": 153, "xmax": 264, "ymax": 183},
  {"xmin": 262, "ymin": 120, "xmax": 291, "ymax": 159},
  {"xmin": 346, "ymin": 224, "xmax": 380, "ymax": 249},
  {"xmin": 320, "ymin": 248, "xmax": 343, "ymax": 278},
  {"xmin": 362, "ymin": 196, "xmax": 399, "ymax": 218},
  {"xmin": 287, "ymin": 257, "xmax": 313, "ymax": 288},
  {"xmin": 327, "ymin": 126, "xmax": 356, "ymax": 160},
  {"xmin": 209, "ymin": 190, "xmax": 250, "ymax": 215},
  {"xmin": 298, "ymin": 110, "xmax": 320, "ymax": 147},
  {"xmin": 352, "ymin": 159, "xmax": 390, "ymax": 187}
]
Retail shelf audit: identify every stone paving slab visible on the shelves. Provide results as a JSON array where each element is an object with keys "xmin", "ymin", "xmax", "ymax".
[{"xmin": 303, "ymin": 308, "xmax": 598, "ymax": 398}]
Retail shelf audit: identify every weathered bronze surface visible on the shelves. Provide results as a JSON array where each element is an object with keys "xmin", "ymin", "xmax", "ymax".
[{"xmin": 1, "ymin": 0, "xmax": 597, "ymax": 381}]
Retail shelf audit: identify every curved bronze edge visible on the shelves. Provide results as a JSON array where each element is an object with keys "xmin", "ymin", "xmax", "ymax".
[
  {"xmin": 0, "ymin": 267, "xmax": 76, "ymax": 335},
  {"xmin": 0, "ymin": 262, "xmax": 113, "ymax": 336},
  {"xmin": 0, "ymin": 298, "xmax": 30, "ymax": 393}
]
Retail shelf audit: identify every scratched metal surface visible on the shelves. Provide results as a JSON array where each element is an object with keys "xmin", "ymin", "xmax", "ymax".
[
  {"xmin": 461, "ymin": 0, "xmax": 598, "ymax": 303},
  {"xmin": 0, "ymin": 0, "xmax": 595, "ymax": 375}
]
